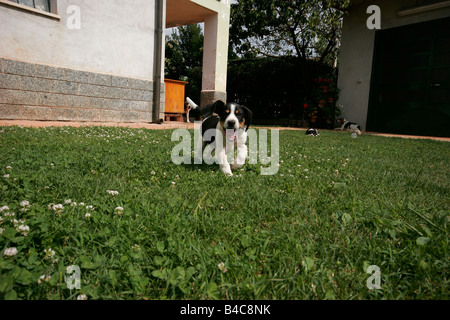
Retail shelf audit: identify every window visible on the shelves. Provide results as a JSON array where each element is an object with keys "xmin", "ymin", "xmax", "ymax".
[
  {"xmin": 1, "ymin": 0, "xmax": 58, "ymax": 19},
  {"xmin": 8, "ymin": 0, "xmax": 50, "ymax": 12}
]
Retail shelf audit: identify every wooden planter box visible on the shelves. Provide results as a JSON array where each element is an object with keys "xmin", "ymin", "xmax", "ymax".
[{"xmin": 164, "ymin": 79, "xmax": 188, "ymax": 122}]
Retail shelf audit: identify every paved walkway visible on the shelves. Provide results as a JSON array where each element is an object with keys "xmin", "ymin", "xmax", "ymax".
[
  {"xmin": 0, "ymin": 119, "xmax": 196, "ymax": 130},
  {"xmin": 0, "ymin": 120, "xmax": 449, "ymax": 142}
]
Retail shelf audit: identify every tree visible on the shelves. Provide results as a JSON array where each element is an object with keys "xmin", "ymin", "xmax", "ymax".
[
  {"xmin": 227, "ymin": 56, "xmax": 332, "ymax": 121},
  {"xmin": 230, "ymin": 0, "xmax": 350, "ymax": 66},
  {"xmin": 165, "ymin": 24, "xmax": 204, "ymax": 103},
  {"xmin": 228, "ymin": 1, "xmax": 351, "ymax": 126}
]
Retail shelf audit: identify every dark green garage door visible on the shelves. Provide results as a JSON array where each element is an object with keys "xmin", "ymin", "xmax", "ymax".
[{"xmin": 367, "ymin": 17, "xmax": 450, "ymax": 137}]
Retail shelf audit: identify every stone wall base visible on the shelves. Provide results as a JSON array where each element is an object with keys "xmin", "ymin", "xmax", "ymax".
[{"xmin": 0, "ymin": 58, "xmax": 165, "ymax": 123}]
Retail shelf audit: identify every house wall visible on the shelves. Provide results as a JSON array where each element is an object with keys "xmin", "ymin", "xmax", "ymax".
[
  {"xmin": 0, "ymin": 0, "xmax": 165, "ymax": 122},
  {"xmin": 337, "ymin": 0, "xmax": 450, "ymax": 130}
]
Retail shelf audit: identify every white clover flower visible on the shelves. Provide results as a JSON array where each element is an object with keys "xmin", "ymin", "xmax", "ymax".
[
  {"xmin": 0, "ymin": 206, "xmax": 9, "ymax": 213},
  {"xmin": 38, "ymin": 274, "xmax": 51, "ymax": 284},
  {"xmin": 17, "ymin": 224, "xmax": 30, "ymax": 236},
  {"xmin": 17, "ymin": 224, "xmax": 28, "ymax": 231},
  {"xmin": 114, "ymin": 207, "xmax": 124, "ymax": 216},
  {"xmin": 4, "ymin": 247, "xmax": 18, "ymax": 257},
  {"xmin": 20, "ymin": 200, "xmax": 31, "ymax": 212},
  {"xmin": 4, "ymin": 212, "xmax": 15, "ymax": 217},
  {"xmin": 107, "ymin": 190, "xmax": 119, "ymax": 196},
  {"xmin": 6, "ymin": 166, "xmax": 12, "ymax": 170},
  {"xmin": 85, "ymin": 212, "xmax": 91, "ymax": 218},
  {"xmin": 0, "ymin": 227, "xmax": 4, "ymax": 234},
  {"xmin": 20, "ymin": 200, "xmax": 30, "ymax": 207},
  {"xmin": 3, "ymin": 174, "xmax": 10, "ymax": 178},
  {"xmin": 151, "ymin": 171, "xmax": 156, "ymax": 175},
  {"xmin": 64, "ymin": 199, "xmax": 72, "ymax": 204},
  {"xmin": 49, "ymin": 203, "xmax": 64, "ymax": 214},
  {"xmin": 85, "ymin": 205, "xmax": 94, "ymax": 211},
  {"xmin": 218, "ymin": 262, "xmax": 228, "ymax": 273},
  {"xmin": 44, "ymin": 248, "xmax": 55, "ymax": 260}
]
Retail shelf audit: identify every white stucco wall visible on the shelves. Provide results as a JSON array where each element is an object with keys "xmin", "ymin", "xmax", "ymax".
[
  {"xmin": 337, "ymin": 0, "xmax": 450, "ymax": 130},
  {"xmin": 0, "ymin": 0, "xmax": 159, "ymax": 80}
]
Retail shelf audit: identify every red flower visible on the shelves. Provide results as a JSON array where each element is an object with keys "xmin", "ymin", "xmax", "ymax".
[{"xmin": 303, "ymin": 103, "xmax": 308, "ymax": 109}]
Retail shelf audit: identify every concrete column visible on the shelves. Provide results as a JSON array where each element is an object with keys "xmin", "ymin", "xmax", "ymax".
[{"xmin": 200, "ymin": 3, "xmax": 230, "ymax": 107}]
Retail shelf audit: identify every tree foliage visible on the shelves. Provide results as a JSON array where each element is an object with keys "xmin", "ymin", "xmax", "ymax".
[
  {"xmin": 227, "ymin": 57, "xmax": 333, "ymax": 121},
  {"xmin": 165, "ymin": 24, "xmax": 204, "ymax": 103},
  {"xmin": 230, "ymin": 0, "xmax": 350, "ymax": 65}
]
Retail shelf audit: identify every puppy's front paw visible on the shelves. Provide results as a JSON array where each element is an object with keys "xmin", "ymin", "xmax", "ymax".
[
  {"xmin": 223, "ymin": 168, "xmax": 233, "ymax": 176},
  {"xmin": 221, "ymin": 166, "xmax": 233, "ymax": 176}
]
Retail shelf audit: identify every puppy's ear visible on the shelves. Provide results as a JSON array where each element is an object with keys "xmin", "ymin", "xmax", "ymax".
[
  {"xmin": 212, "ymin": 100, "xmax": 226, "ymax": 114},
  {"xmin": 200, "ymin": 100, "xmax": 225, "ymax": 119},
  {"xmin": 241, "ymin": 105, "xmax": 253, "ymax": 131}
]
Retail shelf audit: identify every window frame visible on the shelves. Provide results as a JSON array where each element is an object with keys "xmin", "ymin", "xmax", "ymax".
[{"xmin": 0, "ymin": 0, "xmax": 60, "ymax": 20}]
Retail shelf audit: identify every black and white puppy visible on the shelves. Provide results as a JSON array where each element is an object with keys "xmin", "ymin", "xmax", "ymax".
[
  {"xmin": 196, "ymin": 100, "xmax": 253, "ymax": 176},
  {"xmin": 341, "ymin": 120, "xmax": 361, "ymax": 131},
  {"xmin": 306, "ymin": 128, "xmax": 319, "ymax": 136}
]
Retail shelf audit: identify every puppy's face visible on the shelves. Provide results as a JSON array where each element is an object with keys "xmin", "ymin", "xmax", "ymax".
[
  {"xmin": 212, "ymin": 101, "xmax": 253, "ymax": 141},
  {"xmin": 213, "ymin": 101, "xmax": 252, "ymax": 129}
]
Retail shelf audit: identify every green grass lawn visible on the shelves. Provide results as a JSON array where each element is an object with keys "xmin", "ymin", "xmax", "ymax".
[{"xmin": 0, "ymin": 125, "xmax": 448, "ymax": 300}]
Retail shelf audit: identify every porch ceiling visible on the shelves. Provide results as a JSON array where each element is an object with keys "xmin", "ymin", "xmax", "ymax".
[
  {"xmin": 332, "ymin": 0, "xmax": 368, "ymax": 11},
  {"xmin": 349, "ymin": 0, "xmax": 369, "ymax": 10},
  {"xmin": 166, "ymin": 0, "xmax": 216, "ymax": 28}
]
